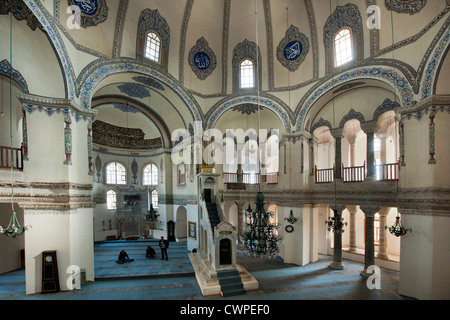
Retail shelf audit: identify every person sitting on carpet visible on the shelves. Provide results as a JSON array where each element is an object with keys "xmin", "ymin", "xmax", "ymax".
[
  {"xmin": 116, "ymin": 250, "xmax": 134, "ymax": 264},
  {"xmin": 146, "ymin": 245, "xmax": 156, "ymax": 258}
]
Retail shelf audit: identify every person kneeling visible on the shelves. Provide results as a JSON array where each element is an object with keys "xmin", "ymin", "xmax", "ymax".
[
  {"xmin": 146, "ymin": 245, "xmax": 156, "ymax": 258},
  {"xmin": 116, "ymin": 250, "xmax": 134, "ymax": 264}
]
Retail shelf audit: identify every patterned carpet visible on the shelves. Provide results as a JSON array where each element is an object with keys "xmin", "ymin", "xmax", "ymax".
[{"xmin": 0, "ymin": 240, "xmax": 413, "ymax": 302}]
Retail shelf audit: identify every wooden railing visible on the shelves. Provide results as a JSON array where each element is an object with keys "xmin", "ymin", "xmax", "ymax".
[
  {"xmin": 376, "ymin": 162, "xmax": 400, "ymax": 181},
  {"xmin": 315, "ymin": 166, "xmax": 335, "ymax": 184},
  {"xmin": 342, "ymin": 162, "xmax": 366, "ymax": 183},
  {"xmin": 262, "ymin": 172, "xmax": 279, "ymax": 185},
  {"xmin": 223, "ymin": 172, "xmax": 278, "ymax": 185},
  {"xmin": 314, "ymin": 162, "xmax": 400, "ymax": 183},
  {"xmin": 223, "ymin": 172, "xmax": 238, "ymax": 184},
  {"xmin": 0, "ymin": 146, "xmax": 23, "ymax": 171}
]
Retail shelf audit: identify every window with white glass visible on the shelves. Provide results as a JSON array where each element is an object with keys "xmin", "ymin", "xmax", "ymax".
[
  {"xmin": 106, "ymin": 190, "xmax": 117, "ymax": 210},
  {"xmin": 145, "ymin": 32, "xmax": 161, "ymax": 63},
  {"xmin": 334, "ymin": 28, "xmax": 353, "ymax": 67},
  {"xmin": 106, "ymin": 162, "xmax": 127, "ymax": 185},
  {"xmin": 143, "ymin": 164, "xmax": 158, "ymax": 186},
  {"xmin": 240, "ymin": 59, "xmax": 255, "ymax": 89},
  {"xmin": 151, "ymin": 190, "xmax": 159, "ymax": 209}
]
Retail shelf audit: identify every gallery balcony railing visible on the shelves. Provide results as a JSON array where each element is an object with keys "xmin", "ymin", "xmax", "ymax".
[
  {"xmin": 223, "ymin": 172, "xmax": 278, "ymax": 185},
  {"xmin": 342, "ymin": 162, "xmax": 366, "ymax": 183},
  {"xmin": 375, "ymin": 162, "xmax": 400, "ymax": 181},
  {"xmin": 0, "ymin": 146, "xmax": 23, "ymax": 171},
  {"xmin": 314, "ymin": 161, "xmax": 400, "ymax": 184},
  {"xmin": 315, "ymin": 166, "xmax": 335, "ymax": 184}
]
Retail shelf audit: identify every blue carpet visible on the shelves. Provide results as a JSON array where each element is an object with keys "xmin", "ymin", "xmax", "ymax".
[{"xmin": 0, "ymin": 240, "xmax": 413, "ymax": 301}]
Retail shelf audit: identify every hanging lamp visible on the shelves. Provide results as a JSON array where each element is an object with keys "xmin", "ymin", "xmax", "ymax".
[
  {"xmin": 1, "ymin": 11, "xmax": 30, "ymax": 238},
  {"xmin": 385, "ymin": 7, "xmax": 411, "ymax": 238},
  {"xmin": 242, "ymin": 0, "xmax": 283, "ymax": 257},
  {"xmin": 324, "ymin": 0, "xmax": 346, "ymax": 234}
]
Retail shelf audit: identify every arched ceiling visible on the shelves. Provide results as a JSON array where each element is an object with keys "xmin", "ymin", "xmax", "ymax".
[
  {"xmin": 56, "ymin": 0, "xmax": 448, "ymax": 95},
  {"xmin": 27, "ymin": 0, "xmax": 449, "ymax": 139}
]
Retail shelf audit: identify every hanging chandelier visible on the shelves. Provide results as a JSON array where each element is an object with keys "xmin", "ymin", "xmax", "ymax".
[
  {"xmin": 325, "ymin": 209, "xmax": 347, "ymax": 234},
  {"xmin": 284, "ymin": 210, "xmax": 298, "ymax": 225},
  {"xmin": 243, "ymin": 192, "xmax": 283, "ymax": 257},
  {"xmin": 0, "ymin": 211, "xmax": 28, "ymax": 238},
  {"xmin": 1, "ymin": 11, "xmax": 29, "ymax": 238},
  {"xmin": 145, "ymin": 203, "xmax": 160, "ymax": 226},
  {"xmin": 387, "ymin": 215, "xmax": 411, "ymax": 237},
  {"xmin": 385, "ymin": 10, "xmax": 411, "ymax": 239}
]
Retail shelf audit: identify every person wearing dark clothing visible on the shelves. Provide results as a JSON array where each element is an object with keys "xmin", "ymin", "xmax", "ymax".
[
  {"xmin": 116, "ymin": 250, "xmax": 134, "ymax": 264},
  {"xmin": 146, "ymin": 245, "xmax": 156, "ymax": 258},
  {"xmin": 159, "ymin": 236, "xmax": 169, "ymax": 260}
]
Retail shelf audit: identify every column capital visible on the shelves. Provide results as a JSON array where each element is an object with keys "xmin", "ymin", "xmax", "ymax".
[
  {"xmin": 234, "ymin": 201, "xmax": 246, "ymax": 209},
  {"xmin": 346, "ymin": 205, "xmax": 359, "ymax": 215},
  {"xmin": 360, "ymin": 121, "xmax": 378, "ymax": 134},
  {"xmin": 360, "ymin": 206, "xmax": 379, "ymax": 217},
  {"xmin": 377, "ymin": 207, "xmax": 391, "ymax": 217},
  {"xmin": 330, "ymin": 204, "xmax": 346, "ymax": 213}
]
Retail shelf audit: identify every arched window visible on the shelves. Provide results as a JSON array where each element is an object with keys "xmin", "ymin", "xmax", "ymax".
[
  {"xmin": 145, "ymin": 32, "xmax": 161, "ymax": 63},
  {"xmin": 334, "ymin": 28, "xmax": 353, "ymax": 67},
  {"xmin": 106, "ymin": 162, "xmax": 127, "ymax": 185},
  {"xmin": 143, "ymin": 163, "xmax": 158, "ymax": 186},
  {"xmin": 240, "ymin": 59, "xmax": 255, "ymax": 89},
  {"xmin": 106, "ymin": 190, "xmax": 117, "ymax": 210},
  {"xmin": 151, "ymin": 190, "xmax": 159, "ymax": 209}
]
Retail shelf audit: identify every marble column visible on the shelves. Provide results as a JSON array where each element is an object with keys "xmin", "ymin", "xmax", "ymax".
[
  {"xmin": 346, "ymin": 205, "xmax": 359, "ymax": 252},
  {"xmin": 376, "ymin": 207, "xmax": 391, "ymax": 260},
  {"xmin": 331, "ymin": 129, "xmax": 343, "ymax": 179},
  {"xmin": 361, "ymin": 122, "xmax": 378, "ymax": 180},
  {"xmin": 328, "ymin": 207, "xmax": 346, "ymax": 270},
  {"xmin": 360, "ymin": 206, "xmax": 379, "ymax": 277}
]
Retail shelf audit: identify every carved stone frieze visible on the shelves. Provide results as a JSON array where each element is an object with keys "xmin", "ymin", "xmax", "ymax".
[{"xmin": 0, "ymin": 181, "xmax": 94, "ymax": 210}]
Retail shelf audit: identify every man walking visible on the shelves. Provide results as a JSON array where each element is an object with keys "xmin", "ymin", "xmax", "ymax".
[{"xmin": 159, "ymin": 236, "xmax": 169, "ymax": 260}]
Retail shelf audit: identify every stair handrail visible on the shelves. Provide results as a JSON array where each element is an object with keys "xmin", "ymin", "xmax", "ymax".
[
  {"xmin": 199, "ymin": 193, "xmax": 216, "ymax": 259},
  {"xmin": 214, "ymin": 195, "xmax": 225, "ymax": 223}
]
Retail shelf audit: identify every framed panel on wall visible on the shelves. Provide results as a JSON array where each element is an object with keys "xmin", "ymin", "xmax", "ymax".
[{"xmin": 188, "ymin": 221, "xmax": 196, "ymax": 240}]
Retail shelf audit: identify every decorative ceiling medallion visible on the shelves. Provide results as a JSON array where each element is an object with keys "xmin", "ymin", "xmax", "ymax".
[
  {"xmin": 132, "ymin": 76, "xmax": 165, "ymax": 90},
  {"xmin": 68, "ymin": 0, "xmax": 108, "ymax": 28},
  {"xmin": 189, "ymin": 37, "xmax": 217, "ymax": 80},
  {"xmin": 385, "ymin": 0, "xmax": 427, "ymax": 15},
  {"xmin": 232, "ymin": 104, "xmax": 263, "ymax": 115},
  {"xmin": 113, "ymin": 103, "xmax": 139, "ymax": 113},
  {"xmin": 277, "ymin": 25, "xmax": 309, "ymax": 71},
  {"xmin": 117, "ymin": 83, "xmax": 151, "ymax": 99}
]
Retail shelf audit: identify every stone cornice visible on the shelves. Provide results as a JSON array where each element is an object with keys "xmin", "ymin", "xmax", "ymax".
[
  {"xmin": 398, "ymin": 94, "xmax": 450, "ymax": 114},
  {"xmin": 223, "ymin": 185, "xmax": 450, "ymax": 216},
  {"xmin": 17, "ymin": 93, "xmax": 98, "ymax": 119},
  {"xmin": 0, "ymin": 181, "xmax": 94, "ymax": 210}
]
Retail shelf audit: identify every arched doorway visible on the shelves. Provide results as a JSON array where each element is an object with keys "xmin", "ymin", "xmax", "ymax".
[
  {"xmin": 220, "ymin": 239, "xmax": 232, "ymax": 265},
  {"xmin": 175, "ymin": 206, "xmax": 187, "ymax": 241}
]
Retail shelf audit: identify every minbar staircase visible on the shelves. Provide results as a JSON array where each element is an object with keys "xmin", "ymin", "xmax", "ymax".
[
  {"xmin": 206, "ymin": 202, "xmax": 220, "ymax": 233},
  {"xmin": 217, "ymin": 269, "xmax": 246, "ymax": 297}
]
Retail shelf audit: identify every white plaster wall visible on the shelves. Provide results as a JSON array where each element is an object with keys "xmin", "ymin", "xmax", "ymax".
[
  {"xmin": 69, "ymin": 208, "xmax": 95, "ymax": 283},
  {"xmin": 0, "ymin": 15, "xmax": 65, "ymax": 98},
  {"xmin": 400, "ymin": 214, "xmax": 435, "ymax": 300},
  {"xmin": 24, "ymin": 210, "xmax": 71, "ymax": 294},
  {"xmin": 24, "ymin": 112, "xmax": 66, "ymax": 183}
]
